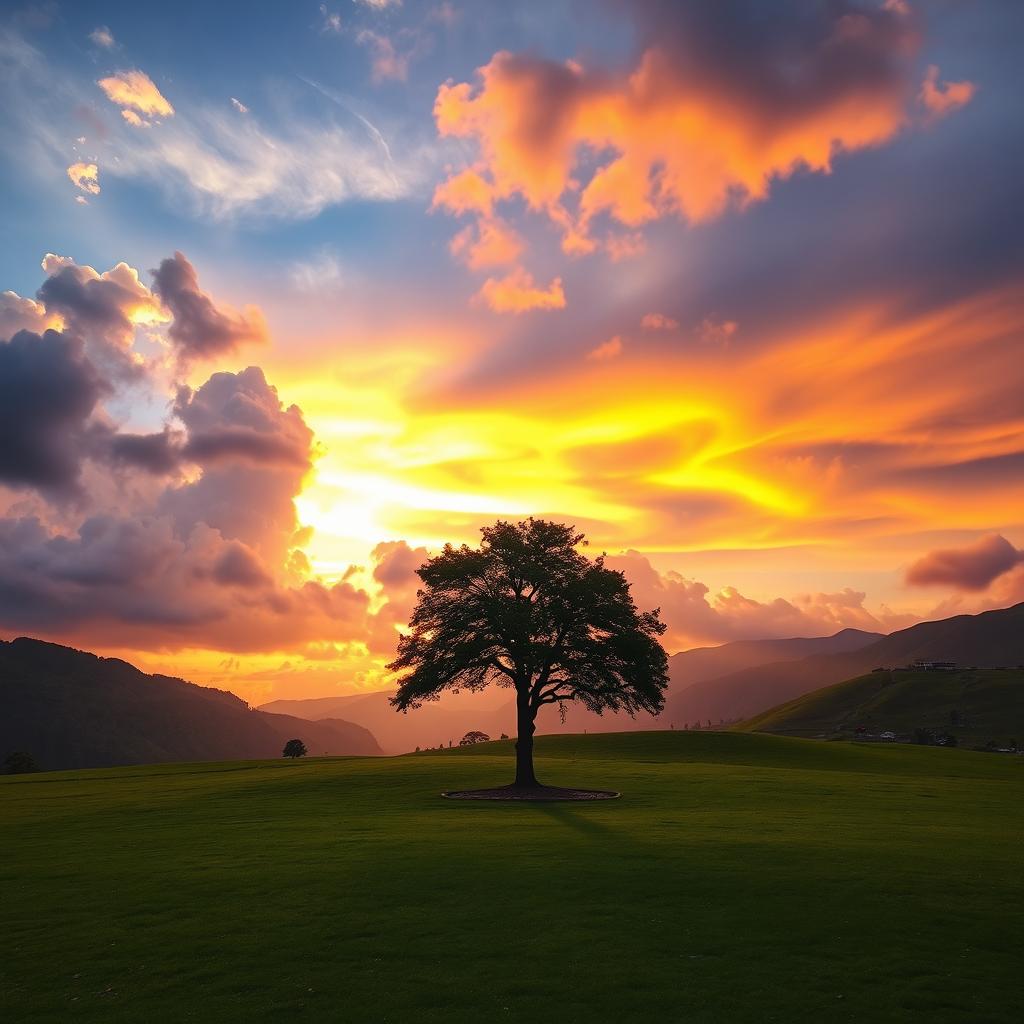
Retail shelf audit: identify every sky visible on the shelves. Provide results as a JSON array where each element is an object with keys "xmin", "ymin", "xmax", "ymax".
[{"xmin": 1, "ymin": 0, "xmax": 1022, "ymax": 704}]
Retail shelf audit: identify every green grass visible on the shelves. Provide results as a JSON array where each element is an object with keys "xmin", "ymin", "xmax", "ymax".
[
  {"xmin": 3, "ymin": 732, "xmax": 1022, "ymax": 1023},
  {"xmin": 738, "ymin": 668, "xmax": 1024, "ymax": 744}
]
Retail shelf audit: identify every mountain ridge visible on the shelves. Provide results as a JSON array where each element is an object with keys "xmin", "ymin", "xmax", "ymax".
[{"xmin": 1, "ymin": 637, "xmax": 382, "ymax": 770}]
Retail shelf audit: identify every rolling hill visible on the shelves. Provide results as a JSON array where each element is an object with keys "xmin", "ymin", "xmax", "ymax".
[
  {"xmin": 738, "ymin": 667, "xmax": 1024, "ymax": 745},
  {"xmin": 666, "ymin": 601, "xmax": 1024, "ymax": 726},
  {"xmin": 0, "ymin": 637, "xmax": 381, "ymax": 770}
]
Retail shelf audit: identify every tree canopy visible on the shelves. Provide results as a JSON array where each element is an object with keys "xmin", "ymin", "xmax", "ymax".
[
  {"xmin": 389, "ymin": 519, "xmax": 669, "ymax": 787},
  {"xmin": 283, "ymin": 739, "xmax": 307, "ymax": 759}
]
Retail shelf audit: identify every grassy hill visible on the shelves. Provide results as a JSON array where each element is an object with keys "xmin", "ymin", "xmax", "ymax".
[
  {"xmin": 738, "ymin": 667, "xmax": 1024, "ymax": 745},
  {"xmin": 666, "ymin": 601, "xmax": 1024, "ymax": 727},
  {"xmin": 3, "ymin": 732, "xmax": 1022, "ymax": 1023}
]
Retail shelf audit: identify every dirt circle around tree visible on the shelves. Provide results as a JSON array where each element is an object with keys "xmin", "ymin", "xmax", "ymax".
[{"xmin": 441, "ymin": 785, "xmax": 620, "ymax": 802}]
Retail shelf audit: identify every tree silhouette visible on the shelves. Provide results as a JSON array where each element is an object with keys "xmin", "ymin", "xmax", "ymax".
[
  {"xmin": 389, "ymin": 519, "xmax": 669, "ymax": 788},
  {"xmin": 282, "ymin": 739, "xmax": 307, "ymax": 759},
  {"xmin": 459, "ymin": 730, "xmax": 491, "ymax": 746},
  {"xmin": 3, "ymin": 751, "xmax": 39, "ymax": 774}
]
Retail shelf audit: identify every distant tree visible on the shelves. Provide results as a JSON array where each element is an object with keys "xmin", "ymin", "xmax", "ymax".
[
  {"xmin": 459, "ymin": 731, "xmax": 491, "ymax": 746},
  {"xmin": 3, "ymin": 751, "xmax": 39, "ymax": 774},
  {"xmin": 389, "ymin": 519, "xmax": 669, "ymax": 788},
  {"xmin": 499, "ymin": 733, "xmax": 509, "ymax": 740},
  {"xmin": 282, "ymin": 739, "xmax": 307, "ymax": 759}
]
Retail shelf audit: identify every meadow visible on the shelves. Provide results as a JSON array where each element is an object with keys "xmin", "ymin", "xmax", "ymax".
[{"xmin": 2, "ymin": 732, "xmax": 1022, "ymax": 1023}]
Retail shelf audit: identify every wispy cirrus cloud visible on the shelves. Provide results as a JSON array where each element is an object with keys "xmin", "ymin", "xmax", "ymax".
[{"xmin": 0, "ymin": 29, "xmax": 421, "ymax": 221}]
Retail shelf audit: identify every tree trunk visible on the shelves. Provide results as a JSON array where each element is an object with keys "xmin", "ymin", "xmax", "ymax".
[{"xmin": 513, "ymin": 691, "xmax": 540, "ymax": 788}]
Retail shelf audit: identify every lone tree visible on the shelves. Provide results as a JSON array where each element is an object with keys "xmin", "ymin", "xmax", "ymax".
[
  {"xmin": 3, "ymin": 751, "xmax": 39, "ymax": 774},
  {"xmin": 459, "ymin": 731, "xmax": 491, "ymax": 746},
  {"xmin": 282, "ymin": 739, "xmax": 307, "ymax": 759},
  {"xmin": 389, "ymin": 519, "xmax": 669, "ymax": 789}
]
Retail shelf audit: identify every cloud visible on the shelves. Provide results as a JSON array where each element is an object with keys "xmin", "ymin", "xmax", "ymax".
[
  {"xmin": 0, "ymin": 328, "xmax": 106, "ymax": 495},
  {"xmin": 906, "ymin": 533, "xmax": 1023, "ymax": 591},
  {"xmin": 607, "ymin": 550, "xmax": 898, "ymax": 650},
  {"xmin": 152, "ymin": 251, "xmax": 267, "ymax": 362},
  {"xmin": 641, "ymin": 312, "xmax": 678, "ymax": 331},
  {"xmin": 164, "ymin": 367, "xmax": 315, "ymax": 565},
  {"xmin": 357, "ymin": 30, "xmax": 409, "ymax": 83},
  {"xmin": 66, "ymin": 161, "xmax": 99, "ymax": 195},
  {"xmin": 0, "ymin": 331, "xmax": 374, "ymax": 653},
  {"xmin": 475, "ymin": 269, "xmax": 565, "ymax": 313},
  {"xmin": 106, "ymin": 429, "xmax": 183, "ymax": 475},
  {"xmin": 288, "ymin": 248, "xmax": 347, "ymax": 291},
  {"xmin": 449, "ymin": 217, "xmax": 523, "ymax": 270},
  {"xmin": 0, "ymin": 290, "xmax": 52, "ymax": 337},
  {"xmin": 919, "ymin": 65, "xmax": 976, "ymax": 121},
  {"xmin": 36, "ymin": 253, "xmax": 161, "ymax": 379},
  {"xmin": 587, "ymin": 336, "xmax": 623, "ymax": 361},
  {"xmin": 2, "ymin": 30, "xmax": 414, "ymax": 222},
  {"xmin": 319, "ymin": 4, "xmax": 343, "ymax": 34},
  {"xmin": 97, "ymin": 69, "xmax": 174, "ymax": 126},
  {"xmin": 432, "ymin": 0, "xmax": 932, "ymax": 298},
  {"xmin": 697, "ymin": 316, "xmax": 738, "ymax": 346},
  {"xmin": 88, "ymin": 26, "xmax": 115, "ymax": 49}
]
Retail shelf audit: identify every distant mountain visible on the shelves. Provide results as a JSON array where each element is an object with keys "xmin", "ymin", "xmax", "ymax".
[
  {"xmin": 737, "ymin": 667, "xmax": 1024, "ymax": 745},
  {"xmin": 260, "ymin": 688, "xmax": 513, "ymax": 755},
  {"xmin": 666, "ymin": 602, "xmax": 1024, "ymax": 726},
  {"xmin": 265, "ymin": 628, "xmax": 884, "ymax": 750},
  {"xmin": 0, "ymin": 638, "xmax": 381, "ymax": 771},
  {"xmin": 668, "ymin": 628, "xmax": 883, "ymax": 690}
]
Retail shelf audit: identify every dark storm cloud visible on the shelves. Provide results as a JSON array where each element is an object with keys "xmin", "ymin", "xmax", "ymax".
[
  {"xmin": 106, "ymin": 429, "xmax": 183, "ymax": 475},
  {"xmin": 0, "ymin": 328, "xmax": 106, "ymax": 494},
  {"xmin": 152, "ymin": 252, "xmax": 267, "ymax": 361}
]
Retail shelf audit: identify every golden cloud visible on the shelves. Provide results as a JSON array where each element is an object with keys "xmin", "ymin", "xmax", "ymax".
[
  {"xmin": 474, "ymin": 268, "xmax": 565, "ymax": 313},
  {"xmin": 67, "ymin": 162, "xmax": 100, "ymax": 195},
  {"xmin": 97, "ymin": 69, "xmax": 174, "ymax": 122}
]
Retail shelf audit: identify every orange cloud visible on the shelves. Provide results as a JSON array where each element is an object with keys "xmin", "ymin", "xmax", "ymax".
[
  {"xmin": 67, "ymin": 162, "xmax": 100, "ymax": 195},
  {"xmin": 475, "ymin": 269, "xmax": 565, "ymax": 314},
  {"xmin": 587, "ymin": 336, "xmax": 623, "ymax": 361},
  {"xmin": 641, "ymin": 313, "xmax": 678, "ymax": 331},
  {"xmin": 449, "ymin": 217, "xmax": 523, "ymax": 270},
  {"xmin": 433, "ymin": 3, "xmax": 926, "ymax": 300},
  {"xmin": 919, "ymin": 65, "xmax": 976, "ymax": 121},
  {"xmin": 97, "ymin": 69, "xmax": 174, "ymax": 123},
  {"xmin": 697, "ymin": 317, "xmax": 739, "ymax": 346}
]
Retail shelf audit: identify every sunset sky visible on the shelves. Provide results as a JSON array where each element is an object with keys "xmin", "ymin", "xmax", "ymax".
[{"xmin": 1, "ymin": 0, "xmax": 1022, "ymax": 703}]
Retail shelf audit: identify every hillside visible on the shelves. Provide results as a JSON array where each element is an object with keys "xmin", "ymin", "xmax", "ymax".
[
  {"xmin": 738, "ymin": 667, "xmax": 1024, "ymax": 745},
  {"xmin": 0, "ymin": 637, "xmax": 381, "ymax": 770},
  {"xmin": 3, "ymin": 732, "xmax": 1021, "ymax": 1023},
  {"xmin": 666, "ymin": 601, "xmax": 1024, "ymax": 726}
]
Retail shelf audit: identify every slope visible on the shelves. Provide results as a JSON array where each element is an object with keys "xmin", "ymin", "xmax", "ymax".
[{"xmin": 0, "ymin": 637, "xmax": 381, "ymax": 770}]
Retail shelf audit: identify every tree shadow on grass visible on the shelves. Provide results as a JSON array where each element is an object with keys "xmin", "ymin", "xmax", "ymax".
[{"xmin": 532, "ymin": 801, "xmax": 618, "ymax": 838}]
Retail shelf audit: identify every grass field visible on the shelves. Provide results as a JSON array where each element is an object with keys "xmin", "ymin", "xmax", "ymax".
[{"xmin": 3, "ymin": 732, "xmax": 1022, "ymax": 1023}]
